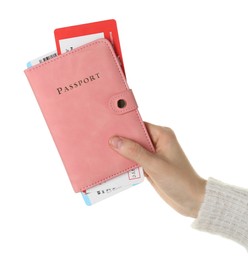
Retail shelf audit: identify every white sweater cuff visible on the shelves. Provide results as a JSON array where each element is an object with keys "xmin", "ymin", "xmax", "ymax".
[{"xmin": 192, "ymin": 177, "xmax": 248, "ymax": 250}]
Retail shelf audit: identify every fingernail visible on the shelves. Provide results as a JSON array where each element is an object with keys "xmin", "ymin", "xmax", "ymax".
[{"xmin": 109, "ymin": 136, "xmax": 123, "ymax": 150}]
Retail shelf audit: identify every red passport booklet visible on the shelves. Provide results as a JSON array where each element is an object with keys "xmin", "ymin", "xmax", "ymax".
[{"xmin": 24, "ymin": 39, "xmax": 154, "ymax": 193}]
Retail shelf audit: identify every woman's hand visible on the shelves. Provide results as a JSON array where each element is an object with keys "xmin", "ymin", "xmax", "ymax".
[{"xmin": 109, "ymin": 122, "xmax": 206, "ymax": 218}]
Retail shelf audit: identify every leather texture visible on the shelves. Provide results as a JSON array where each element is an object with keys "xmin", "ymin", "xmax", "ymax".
[{"xmin": 24, "ymin": 38, "xmax": 154, "ymax": 192}]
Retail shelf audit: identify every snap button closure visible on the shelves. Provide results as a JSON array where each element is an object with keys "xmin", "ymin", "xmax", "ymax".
[
  {"xmin": 117, "ymin": 99, "xmax": 127, "ymax": 108},
  {"xmin": 109, "ymin": 89, "xmax": 137, "ymax": 115}
]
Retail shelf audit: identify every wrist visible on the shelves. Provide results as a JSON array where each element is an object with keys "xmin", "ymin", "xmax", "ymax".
[{"xmin": 191, "ymin": 178, "xmax": 207, "ymax": 218}]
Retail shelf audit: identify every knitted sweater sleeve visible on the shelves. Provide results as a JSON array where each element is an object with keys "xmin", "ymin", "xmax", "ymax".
[{"xmin": 192, "ymin": 177, "xmax": 248, "ymax": 250}]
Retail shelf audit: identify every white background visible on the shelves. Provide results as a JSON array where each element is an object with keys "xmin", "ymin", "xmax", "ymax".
[{"xmin": 1, "ymin": 1, "xmax": 248, "ymax": 259}]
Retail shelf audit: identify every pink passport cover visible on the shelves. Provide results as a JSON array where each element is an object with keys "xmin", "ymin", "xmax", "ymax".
[{"xmin": 24, "ymin": 39, "xmax": 154, "ymax": 193}]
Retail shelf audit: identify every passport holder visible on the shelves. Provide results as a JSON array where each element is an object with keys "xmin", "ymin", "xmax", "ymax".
[{"xmin": 24, "ymin": 38, "xmax": 154, "ymax": 192}]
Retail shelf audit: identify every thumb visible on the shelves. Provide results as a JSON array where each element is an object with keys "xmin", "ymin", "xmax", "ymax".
[{"xmin": 109, "ymin": 136, "xmax": 154, "ymax": 168}]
